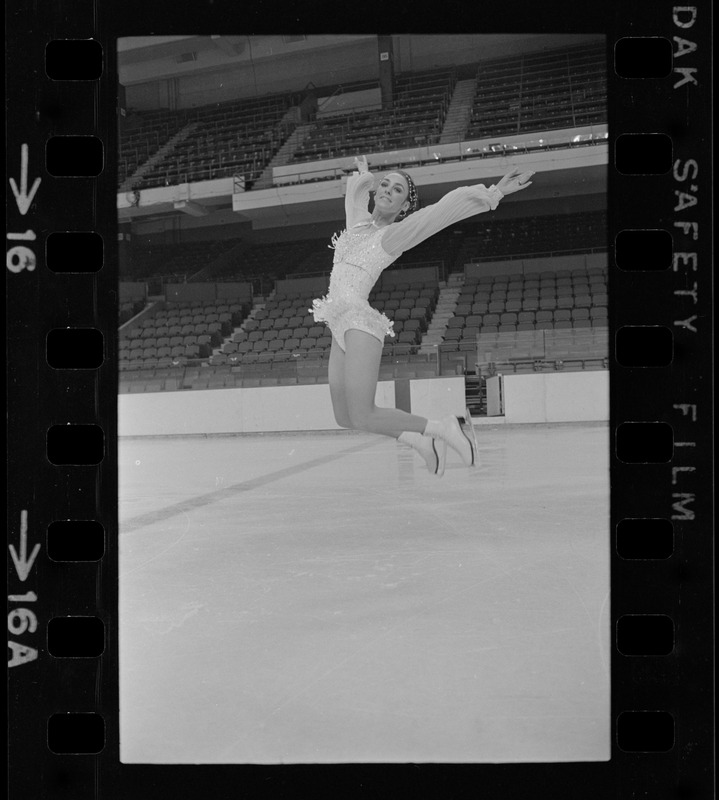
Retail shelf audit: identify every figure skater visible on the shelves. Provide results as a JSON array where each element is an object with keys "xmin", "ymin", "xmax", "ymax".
[{"xmin": 310, "ymin": 156, "xmax": 534, "ymax": 476}]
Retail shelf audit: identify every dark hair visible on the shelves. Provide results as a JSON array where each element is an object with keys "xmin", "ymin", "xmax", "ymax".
[{"xmin": 393, "ymin": 170, "xmax": 420, "ymax": 220}]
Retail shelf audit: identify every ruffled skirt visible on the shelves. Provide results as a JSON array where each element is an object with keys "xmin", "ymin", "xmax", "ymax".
[{"xmin": 309, "ymin": 294, "xmax": 395, "ymax": 352}]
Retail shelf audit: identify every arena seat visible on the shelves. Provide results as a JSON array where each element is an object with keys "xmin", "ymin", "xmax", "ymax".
[
  {"xmin": 466, "ymin": 42, "xmax": 604, "ymax": 141},
  {"xmin": 404, "ymin": 319, "xmax": 421, "ymax": 335},
  {"xmin": 291, "ymin": 67, "xmax": 454, "ymax": 164},
  {"xmin": 409, "ymin": 307, "xmax": 429, "ymax": 323}
]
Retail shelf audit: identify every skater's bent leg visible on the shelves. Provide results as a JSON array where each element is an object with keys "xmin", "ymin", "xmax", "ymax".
[
  {"xmin": 328, "ymin": 336, "xmax": 352, "ymax": 428},
  {"xmin": 343, "ymin": 329, "xmax": 427, "ymax": 437}
]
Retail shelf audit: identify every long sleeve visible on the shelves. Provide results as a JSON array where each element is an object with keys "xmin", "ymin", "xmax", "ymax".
[
  {"xmin": 344, "ymin": 170, "xmax": 374, "ymax": 229},
  {"xmin": 380, "ymin": 183, "xmax": 504, "ymax": 258}
]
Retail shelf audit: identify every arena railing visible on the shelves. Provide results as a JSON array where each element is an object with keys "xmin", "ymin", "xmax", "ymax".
[
  {"xmin": 269, "ymin": 128, "xmax": 608, "ymax": 188},
  {"xmin": 472, "ymin": 326, "xmax": 609, "ymax": 374},
  {"xmin": 466, "ymin": 245, "xmax": 607, "ymax": 264},
  {"xmin": 134, "ymin": 120, "xmax": 607, "ymax": 194},
  {"xmin": 290, "ymin": 259, "xmax": 445, "ymax": 283}
]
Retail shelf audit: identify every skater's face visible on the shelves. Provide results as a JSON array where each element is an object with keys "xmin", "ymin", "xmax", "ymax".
[{"xmin": 376, "ymin": 172, "xmax": 410, "ymax": 219}]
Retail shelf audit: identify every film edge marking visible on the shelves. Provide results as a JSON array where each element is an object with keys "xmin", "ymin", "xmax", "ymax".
[{"xmin": 8, "ymin": 510, "xmax": 41, "ymax": 668}]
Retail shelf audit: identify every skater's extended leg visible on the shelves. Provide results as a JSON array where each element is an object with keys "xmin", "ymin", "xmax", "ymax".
[
  {"xmin": 328, "ymin": 336, "xmax": 352, "ymax": 428},
  {"xmin": 343, "ymin": 329, "xmax": 427, "ymax": 438}
]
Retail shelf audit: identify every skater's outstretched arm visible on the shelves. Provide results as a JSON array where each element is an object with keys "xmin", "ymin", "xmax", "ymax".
[
  {"xmin": 344, "ymin": 155, "xmax": 374, "ymax": 229},
  {"xmin": 380, "ymin": 167, "xmax": 535, "ymax": 257}
]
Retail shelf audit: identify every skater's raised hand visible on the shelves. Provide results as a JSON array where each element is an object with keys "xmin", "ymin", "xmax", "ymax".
[
  {"xmin": 496, "ymin": 167, "xmax": 535, "ymax": 196},
  {"xmin": 354, "ymin": 155, "xmax": 370, "ymax": 175}
]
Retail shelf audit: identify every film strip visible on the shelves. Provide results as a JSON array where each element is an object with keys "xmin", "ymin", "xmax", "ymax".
[{"xmin": 6, "ymin": 1, "xmax": 713, "ymax": 797}]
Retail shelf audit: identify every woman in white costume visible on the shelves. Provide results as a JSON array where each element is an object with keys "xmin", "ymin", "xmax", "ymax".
[{"xmin": 311, "ymin": 156, "xmax": 534, "ymax": 476}]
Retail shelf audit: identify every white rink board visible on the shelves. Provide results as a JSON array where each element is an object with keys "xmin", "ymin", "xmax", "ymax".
[
  {"xmin": 118, "ymin": 377, "xmax": 466, "ymax": 436},
  {"xmin": 499, "ymin": 371, "xmax": 609, "ymax": 423}
]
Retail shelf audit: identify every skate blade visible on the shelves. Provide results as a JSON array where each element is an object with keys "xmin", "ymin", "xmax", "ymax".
[{"xmin": 462, "ymin": 407, "xmax": 481, "ymax": 467}]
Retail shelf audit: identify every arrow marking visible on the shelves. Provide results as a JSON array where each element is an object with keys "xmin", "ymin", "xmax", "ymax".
[
  {"xmin": 9, "ymin": 144, "xmax": 42, "ymax": 216},
  {"xmin": 9, "ymin": 510, "xmax": 41, "ymax": 582},
  {"xmin": 7, "ymin": 229, "xmax": 37, "ymax": 241}
]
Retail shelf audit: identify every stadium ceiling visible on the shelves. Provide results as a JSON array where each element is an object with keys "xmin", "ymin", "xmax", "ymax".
[
  {"xmin": 118, "ymin": 34, "xmax": 374, "ymax": 65},
  {"xmin": 118, "ymin": 33, "xmax": 604, "ymax": 89}
]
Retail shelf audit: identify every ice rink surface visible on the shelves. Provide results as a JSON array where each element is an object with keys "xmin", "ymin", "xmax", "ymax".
[{"xmin": 119, "ymin": 422, "xmax": 610, "ymax": 764}]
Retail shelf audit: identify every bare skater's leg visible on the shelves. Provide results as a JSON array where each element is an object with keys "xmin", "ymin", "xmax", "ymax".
[
  {"xmin": 329, "ymin": 329, "xmax": 474, "ymax": 474},
  {"xmin": 342, "ymin": 329, "xmax": 427, "ymax": 438},
  {"xmin": 328, "ymin": 336, "xmax": 352, "ymax": 428}
]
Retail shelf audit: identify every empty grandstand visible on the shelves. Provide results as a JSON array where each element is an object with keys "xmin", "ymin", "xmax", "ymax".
[{"xmin": 118, "ymin": 34, "xmax": 608, "ymax": 418}]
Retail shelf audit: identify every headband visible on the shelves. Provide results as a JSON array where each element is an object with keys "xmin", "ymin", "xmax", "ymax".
[{"xmin": 394, "ymin": 170, "xmax": 420, "ymax": 219}]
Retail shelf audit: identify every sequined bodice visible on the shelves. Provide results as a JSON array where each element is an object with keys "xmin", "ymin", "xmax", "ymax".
[{"xmin": 327, "ymin": 226, "xmax": 396, "ymax": 301}]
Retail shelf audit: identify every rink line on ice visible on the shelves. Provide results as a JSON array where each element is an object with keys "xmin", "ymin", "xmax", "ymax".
[{"xmin": 120, "ymin": 437, "xmax": 381, "ymax": 534}]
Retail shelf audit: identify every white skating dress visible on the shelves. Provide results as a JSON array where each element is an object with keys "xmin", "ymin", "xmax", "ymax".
[{"xmin": 310, "ymin": 170, "xmax": 504, "ymax": 351}]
